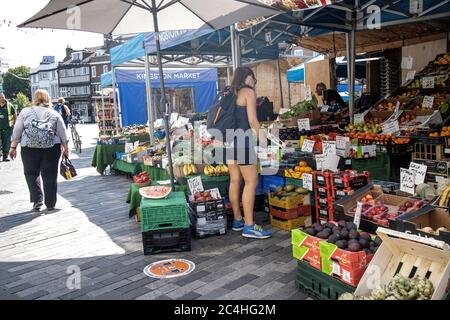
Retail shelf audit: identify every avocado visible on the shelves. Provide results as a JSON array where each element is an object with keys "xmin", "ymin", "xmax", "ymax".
[
  {"xmin": 335, "ymin": 240, "xmax": 348, "ymax": 249},
  {"xmin": 349, "ymin": 230, "xmax": 360, "ymax": 239},
  {"xmin": 370, "ymin": 246, "xmax": 378, "ymax": 254},
  {"xmin": 287, "ymin": 192, "xmax": 299, "ymax": 197},
  {"xmin": 284, "ymin": 185, "xmax": 295, "ymax": 192},
  {"xmin": 305, "ymin": 227, "xmax": 316, "ymax": 236},
  {"xmin": 312, "ymin": 222, "xmax": 322, "ymax": 229},
  {"xmin": 275, "ymin": 186, "xmax": 283, "ymax": 193},
  {"xmin": 348, "ymin": 242, "xmax": 363, "ymax": 252},
  {"xmin": 359, "ymin": 238, "xmax": 370, "ymax": 248},
  {"xmin": 323, "ymin": 228, "xmax": 332, "ymax": 234},
  {"xmin": 328, "ymin": 234, "xmax": 339, "ymax": 244},
  {"xmin": 324, "ymin": 222, "xmax": 335, "ymax": 229},
  {"xmin": 363, "ymin": 248, "xmax": 372, "ymax": 255}
]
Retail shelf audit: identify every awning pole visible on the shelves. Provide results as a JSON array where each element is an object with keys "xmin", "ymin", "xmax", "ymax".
[
  {"xmin": 288, "ymin": 83, "xmax": 291, "ymax": 108},
  {"xmin": 111, "ymin": 67, "xmax": 120, "ymax": 134},
  {"xmin": 277, "ymin": 58, "xmax": 284, "ymax": 109},
  {"xmin": 152, "ymin": 0, "xmax": 175, "ymax": 188},
  {"xmin": 144, "ymin": 53, "xmax": 155, "ymax": 145},
  {"xmin": 349, "ymin": 9, "xmax": 357, "ymax": 123},
  {"xmin": 100, "ymin": 87, "xmax": 106, "ymax": 133},
  {"xmin": 346, "ymin": 32, "xmax": 352, "ymax": 116},
  {"xmin": 230, "ymin": 25, "xmax": 237, "ymax": 71}
]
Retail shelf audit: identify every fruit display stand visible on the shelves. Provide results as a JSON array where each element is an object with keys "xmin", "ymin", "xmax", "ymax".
[
  {"xmin": 111, "ymin": 159, "xmax": 143, "ymax": 175},
  {"xmin": 353, "ymin": 228, "xmax": 450, "ymax": 300},
  {"xmin": 126, "ymin": 182, "xmax": 186, "ymax": 219}
]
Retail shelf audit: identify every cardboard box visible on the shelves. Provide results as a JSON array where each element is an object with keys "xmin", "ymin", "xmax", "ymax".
[
  {"xmin": 320, "ymin": 241, "xmax": 374, "ymax": 287},
  {"xmin": 291, "ymin": 229, "xmax": 324, "ymax": 271},
  {"xmin": 395, "ymin": 207, "xmax": 450, "ymax": 245},
  {"xmin": 354, "ymin": 228, "xmax": 450, "ymax": 300}
]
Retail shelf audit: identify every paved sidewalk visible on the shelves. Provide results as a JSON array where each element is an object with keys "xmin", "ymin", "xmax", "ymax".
[{"xmin": 0, "ymin": 124, "xmax": 307, "ymax": 300}]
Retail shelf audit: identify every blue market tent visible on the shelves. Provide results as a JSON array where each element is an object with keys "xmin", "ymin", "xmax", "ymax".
[
  {"xmin": 286, "ymin": 64, "xmax": 305, "ymax": 83},
  {"xmin": 115, "ymin": 68, "xmax": 217, "ymax": 127}
]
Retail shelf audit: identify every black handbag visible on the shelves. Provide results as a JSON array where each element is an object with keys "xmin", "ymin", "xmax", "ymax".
[{"xmin": 60, "ymin": 156, "xmax": 77, "ymax": 180}]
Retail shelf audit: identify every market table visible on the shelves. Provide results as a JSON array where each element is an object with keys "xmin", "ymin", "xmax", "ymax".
[
  {"xmin": 91, "ymin": 143, "xmax": 125, "ymax": 175},
  {"xmin": 111, "ymin": 160, "xmax": 142, "ymax": 175},
  {"xmin": 141, "ymin": 164, "xmax": 171, "ymax": 180},
  {"xmin": 126, "ymin": 182, "xmax": 187, "ymax": 218},
  {"xmin": 351, "ymin": 152, "xmax": 391, "ymax": 181}
]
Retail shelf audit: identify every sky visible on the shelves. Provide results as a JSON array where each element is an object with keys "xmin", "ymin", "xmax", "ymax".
[{"xmin": 0, "ymin": 0, "xmax": 104, "ymax": 70}]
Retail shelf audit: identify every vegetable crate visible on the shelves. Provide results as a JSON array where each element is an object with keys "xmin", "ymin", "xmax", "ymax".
[
  {"xmin": 354, "ymin": 228, "xmax": 450, "ymax": 300},
  {"xmin": 334, "ymin": 188, "xmax": 355, "ymax": 200},
  {"xmin": 269, "ymin": 193, "xmax": 304, "ymax": 210},
  {"xmin": 270, "ymin": 215, "xmax": 311, "ymax": 232},
  {"xmin": 269, "ymin": 204, "xmax": 311, "ymax": 220},
  {"xmin": 295, "ymin": 260, "xmax": 355, "ymax": 300},
  {"xmin": 140, "ymin": 192, "xmax": 189, "ymax": 232},
  {"xmin": 315, "ymin": 205, "xmax": 335, "ymax": 222},
  {"xmin": 332, "ymin": 171, "xmax": 370, "ymax": 190},
  {"xmin": 285, "ymin": 178, "xmax": 314, "ymax": 205},
  {"xmin": 314, "ymin": 171, "xmax": 333, "ymax": 188},
  {"xmin": 291, "ymin": 229, "xmax": 324, "ymax": 270},
  {"xmin": 142, "ymin": 227, "xmax": 191, "ymax": 255},
  {"xmin": 413, "ymin": 142, "xmax": 445, "ymax": 161},
  {"xmin": 316, "ymin": 185, "xmax": 335, "ymax": 198},
  {"xmin": 320, "ymin": 241, "xmax": 374, "ymax": 287}
]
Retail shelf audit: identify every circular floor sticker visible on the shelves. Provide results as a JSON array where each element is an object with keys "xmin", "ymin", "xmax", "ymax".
[{"xmin": 143, "ymin": 259, "xmax": 195, "ymax": 279}]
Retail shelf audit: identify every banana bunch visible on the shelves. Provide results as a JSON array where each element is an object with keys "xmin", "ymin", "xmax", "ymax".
[
  {"xmin": 183, "ymin": 164, "xmax": 198, "ymax": 176},
  {"xmin": 438, "ymin": 185, "xmax": 450, "ymax": 207},
  {"xmin": 203, "ymin": 164, "xmax": 229, "ymax": 176}
]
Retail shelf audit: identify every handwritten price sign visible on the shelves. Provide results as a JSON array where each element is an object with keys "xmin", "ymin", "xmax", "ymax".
[
  {"xmin": 297, "ymin": 118, "xmax": 311, "ymax": 131},
  {"xmin": 400, "ymin": 168, "xmax": 415, "ymax": 195},
  {"xmin": 301, "ymin": 139, "xmax": 315, "ymax": 153},
  {"xmin": 188, "ymin": 176, "xmax": 204, "ymax": 194}
]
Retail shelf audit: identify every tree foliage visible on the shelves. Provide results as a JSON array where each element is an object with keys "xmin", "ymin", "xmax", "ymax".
[
  {"xmin": 13, "ymin": 92, "xmax": 31, "ymax": 113},
  {"xmin": 3, "ymin": 66, "xmax": 31, "ymax": 100}
]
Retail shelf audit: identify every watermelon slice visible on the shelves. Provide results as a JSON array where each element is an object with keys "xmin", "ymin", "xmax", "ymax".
[{"xmin": 139, "ymin": 186, "xmax": 172, "ymax": 199}]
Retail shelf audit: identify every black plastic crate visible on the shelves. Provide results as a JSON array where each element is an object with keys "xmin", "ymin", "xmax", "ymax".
[{"xmin": 142, "ymin": 227, "xmax": 191, "ymax": 255}]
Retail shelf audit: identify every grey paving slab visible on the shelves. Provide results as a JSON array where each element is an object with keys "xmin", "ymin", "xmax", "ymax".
[{"xmin": 0, "ymin": 124, "xmax": 303, "ymax": 301}]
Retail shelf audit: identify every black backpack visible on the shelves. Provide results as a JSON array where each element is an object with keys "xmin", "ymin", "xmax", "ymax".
[{"xmin": 206, "ymin": 86, "xmax": 237, "ymax": 142}]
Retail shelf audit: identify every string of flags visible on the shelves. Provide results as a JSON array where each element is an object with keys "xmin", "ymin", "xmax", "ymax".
[{"xmin": 0, "ymin": 18, "xmax": 55, "ymax": 35}]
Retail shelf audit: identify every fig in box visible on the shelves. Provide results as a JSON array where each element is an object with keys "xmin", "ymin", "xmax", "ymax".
[
  {"xmin": 291, "ymin": 228, "xmax": 324, "ymax": 271},
  {"xmin": 354, "ymin": 228, "xmax": 450, "ymax": 300},
  {"xmin": 395, "ymin": 207, "xmax": 450, "ymax": 245},
  {"xmin": 319, "ymin": 225, "xmax": 381, "ymax": 287}
]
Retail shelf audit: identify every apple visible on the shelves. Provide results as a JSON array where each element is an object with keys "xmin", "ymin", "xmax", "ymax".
[
  {"xmin": 196, "ymin": 196, "xmax": 205, "ymax": 202},
  {"xmin": 379, "ymin": 219, "xmax": 389, "ymax": 226},
  {"xmin": 404, "ymin": 201, "xmax": 413, "ymax": 208},
  {"xmin": 414, "ymin": 200, "xmax": 424, "ymax": 208},
  {"xmin": 375, "ymin": 200, "xmax": 382, "ymax": 206}
]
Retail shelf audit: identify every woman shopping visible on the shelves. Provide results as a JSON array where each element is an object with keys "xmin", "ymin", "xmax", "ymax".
[
  {"xmin": 227, "ymin": 67, "xmax": 272, "ymax": 239},
  {"xmin": 9, "ymin": 89, "xmax": 69, "ymax": 212}
]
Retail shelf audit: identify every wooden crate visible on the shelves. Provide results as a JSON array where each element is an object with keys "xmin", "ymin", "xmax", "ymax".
[
  {"xmin": 269, "ymin": 193, "xmax": 304, "ymax": 210},
  {"xmin": 354, "ymin": 228, "xmax": 450, "ymax": 300},
  {"xmin": 414, "ymin": 142, "xmax": 445, "ymax": 161}
]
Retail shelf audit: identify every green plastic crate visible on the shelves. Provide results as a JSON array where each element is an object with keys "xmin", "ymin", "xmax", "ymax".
[
  {"xmin": 140, "ymin": 192, "xmax": 189, "ymax": 232},
  {"xmin": 295, "ymin": 260, "xmax": 355, "ymax": 300}
]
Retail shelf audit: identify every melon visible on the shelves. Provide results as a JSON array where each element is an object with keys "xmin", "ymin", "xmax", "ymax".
[{"xmin": 139, "ymin": 186, "xmax": 172, "ymax": 199}]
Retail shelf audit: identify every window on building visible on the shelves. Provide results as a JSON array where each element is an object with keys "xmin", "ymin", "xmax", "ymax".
[
  {"xmin": 91, "ymin": 66, "xmax": 97, "ymax": 78},
  {"xmin": 60, "ymin": 70, "xmax": 66, "ymax": 78},
  {"xmin": 71, "ymin": 52, "xmax": 82, "ymax": 62},
  {"xmin": 103, "ymin": 65, "xmax": 109, "ymax": 74}
]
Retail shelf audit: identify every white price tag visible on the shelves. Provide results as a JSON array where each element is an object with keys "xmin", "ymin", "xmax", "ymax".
[
  {"xmin": 401, "ymin": 56, "xmax": 413, "ymax": 69},
  {"xmin": 207, "ymin": 188, "xmax": 222, "ymax": 199},
  {"xmin": 170, "ymin": 113, "xmax": 179, "ymax": 125},
  {"xmin": 422, "ymin": 96, "xmax": 434, "ymax": 109},
  {"xmin": 305, "ymin": 85, "xmax": 312, "ymax": 101},
  {"xmin": 332, "ymin": 261, "xmax": 341, "ymax": 276},
  {"xmin": 422, "ymin": 76, "xmax": 435, "ymax": 89},
  {"xmin": 409, "ymin": 162, "xmax": 428, "ymax": 185},
  {"xmin": 302, "ymin": 173, "xmax": 313, "ymax": 191},
  {"xmin": 297, "ymin": 118, "xmax": 311, "ymax": 131},
  {"xmin": 336, "ymin": 136, "xmax": 349, "ymax": 150},
  {"xmin": 315, "ymin": 154, "xmax": 326, "ymax": 170},
  {"xmin": 400, "ymin": 168, "xmax": 415, "ymax": 195},
  {"xmin": 125, "ymin": 142, "xmax": 133, "ymax": 153},
  {"xmin": 301, "ymin": 139, "xmax": 315, "ymax": 153},
  {"xmin": 382, "ymin": 121, "xmax": 399, "ymax": 135},
  {"xmin": 133, "ymin": 141, "xmax": 140, "ymax": 150},
  {"xmin": 188, "ymin": 176, "xmax": 204, "ymax": 194},
  {"xmin": 406, "ymin": 70, "xmax": 416, "ymax": 81},
  {"xmin": 322, "ymin": 141, "xmax": 336, "ymax": 156},
  {"xmin": 323, "ymin": 154, "xmax": 341, "ymax": 171},
  {"xmin": 197, "ymin": 218, "xmax": 206, "ymax": 225},
  {"xmin": 187, "ymin": 123, "xmax": 194, "ymax": 131},
  {"xmin": 395, "ymin": 101, "xmax": 400, "ymax": 114},
  {"xmin": 354, "ymin": 113, "xmax": 365, "ymax": 124},
  {"xmin": 321, "ymin": 105, "xmax": 330, "ymax": 113},
  {"xmin": 354, "ymin": 202, "xmax": 362, "ymax": 229}
]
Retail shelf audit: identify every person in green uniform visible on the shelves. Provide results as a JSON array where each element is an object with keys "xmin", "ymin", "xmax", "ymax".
[{"xmin": 0, "ymin": 92, "xmax": 17, "ymax": 161}]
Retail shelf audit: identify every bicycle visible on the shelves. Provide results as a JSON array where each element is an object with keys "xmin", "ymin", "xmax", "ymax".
[{"xmin": 70, "ymin": 118, "xmax": 82, "ymax": 153}]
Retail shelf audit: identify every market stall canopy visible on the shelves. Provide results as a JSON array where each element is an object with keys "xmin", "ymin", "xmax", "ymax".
[
  {"xmin": 19, "ymin": 0, "xmax": 281, "ymax": 36},
  {"xmin": 101, "ymin": 71, "xmax": 113, "ymax": 88},
  {"xmin": 264, "ymin": 0, "xmax": 450, "ymax": 54},
  {"xmin": 115, "ymin": 68, "xmax": 218, "ymax": 126}
]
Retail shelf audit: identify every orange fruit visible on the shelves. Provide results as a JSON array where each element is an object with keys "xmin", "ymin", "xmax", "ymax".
[
  {"xmin": 299, "ymin": 161, "xmax": 308, "ymax": 167},
  {"xmin": 294, "ymin": 166, "xmax": 302, "ymax": 173}
]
